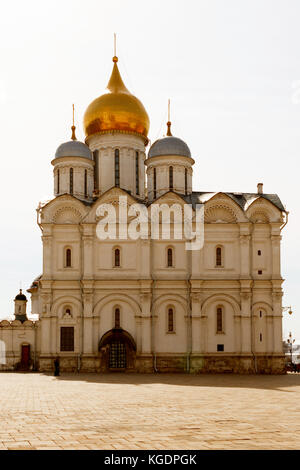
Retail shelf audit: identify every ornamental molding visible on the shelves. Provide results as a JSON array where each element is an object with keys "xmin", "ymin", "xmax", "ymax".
[
  {"xmin": 204, "ymin": 204, "xmax": 238, "ymax": 224},
  {"xmin": 52, "ymin": 206, "xmax": 83, "ymax": 224},
  {"xmin": 240, "ymin": 234, "xmax": 251, "ymax": 244}
]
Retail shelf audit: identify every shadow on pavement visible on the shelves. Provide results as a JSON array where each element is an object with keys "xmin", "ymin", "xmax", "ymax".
[{"xmin": 39, "ymin": 371, "xmax": 300, "ymax": 391}]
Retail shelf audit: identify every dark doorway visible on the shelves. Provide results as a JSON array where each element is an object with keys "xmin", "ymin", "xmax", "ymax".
[
  {"xmin": 21, "ymin": 344, "xmax": 30, "ymax": 370},
  {"xmin": 109, "ymin": 342, "xmax": 126, "ymax": 369},
  {"xmin": 99, "ymin": 329, "xmax": 136, "ymax": 372}
]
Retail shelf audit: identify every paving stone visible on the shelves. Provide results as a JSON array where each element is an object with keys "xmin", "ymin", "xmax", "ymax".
[{"xmin": 0, "ymin": 372, "xmax": 299, "ymax": 449}]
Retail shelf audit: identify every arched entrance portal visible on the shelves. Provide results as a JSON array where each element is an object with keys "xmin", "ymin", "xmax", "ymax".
[{"xmin": 98, "ymin": 329, "xmax": 136, "ymax": 372}]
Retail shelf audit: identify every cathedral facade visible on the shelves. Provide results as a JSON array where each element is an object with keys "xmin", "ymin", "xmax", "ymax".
[{"xmin": 0, "ymin": 54, "xmax": 288, "ymax": 374}]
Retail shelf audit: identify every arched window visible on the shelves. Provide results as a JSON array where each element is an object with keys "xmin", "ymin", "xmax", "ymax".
[
  {"xmin": 57, "ymin": 169, "xmax": 60, "ymax": 194},
  {"xmin": 70, "ymin": 168, "xmax": 73, "ymax": 195},
  {"xmin": 185, "ymin": 168, "xmax": 188, "ymax": 195},
  {"xmin": 169, "ymin": 166, "xmax": 173, "ymax": 191},
  {"xmin": 115, "ymin": 149, "xmax": 120, "ymax": 187},
  {"xmin": 114, "ymin": 308, "xmax": 120, "ymax": 328},
  {"xmin": 217, "ymin": 307, "xmax": 223, "ymax": 333},
  {"xmin": 66, "ymin": 248, "xmax": 72, "ymax": 268},
  {"xmin": 153, "ymin": 167, "xmax": 157, "ymax": 199},
  {"xmin": 114, "ymin": 248, "xmax": 120, "ymax": 267},
  {"xmin": 216, "ymin": 246, "xmax": 222, "ymax": 267},
  {"xmin": 167, "ymin": 248, "xmax": 173, "ymax": 267},
  {"xmin": 168, "ymin": 308, "xmax": 174, "ymax": 332},
  {"xmin": 136, "ymin": 152, "xmax": 139, "ymax": 195},
  {"xmin": 84, "ymin": 169, "xmax": 88, "ymax": 198},
  {"xmin": 64, "ymin": 307, "xmax": 72, "ymax": 318}
]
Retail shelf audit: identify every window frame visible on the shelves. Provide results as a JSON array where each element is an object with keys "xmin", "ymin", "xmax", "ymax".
[
  {"xmin": 169, "ymin": 166, "xmax": 173, "ymax": 191},
  {"xmin": 115, "ymin": 149, "xmax": 120, "ymax": 188},
  {"xmin": 167, "ymin": 246, "xmax": 174, "ymax": 268},
  {"xmin": 113, "ymin": 247, "xmax": 121, "ymax": 268},
  {"xmin": 57, "ymin": 168, "xmax": 60, "ymax": 194},
  {"xmin": 153, "ymin": 167, "xmax": 157, "ymax": 199},
  {"xmin": 216, "ymin": 305, "xmax": 224, "ymax": 334},
  {"xmin": 69, "ymin": 167, "xmax": 73, "ymax": 195},
  {"xmin": 166, "ymin": 306, "xmax": 176, "ymax": 334},
  {"xmin": 114, "ymin": 307, "xmax": 121, "ymax": 329},
  {"xmin": 84, "ymin": 169, "xmax": 88, "ymax": 198},
  {"xmin": 60, "ymin": 326, "xmax": 75, "ymax": 352},
  {"xmin": 65, "ymin": 247, "xmax": 72, "ymax": 268},
  {"xmin": 215, "ymin": 245, "xmax": 224, "ymax": 268},
  {"xmin": 135, "ymin": 151, "xmax": 139, "ymax": 196}
]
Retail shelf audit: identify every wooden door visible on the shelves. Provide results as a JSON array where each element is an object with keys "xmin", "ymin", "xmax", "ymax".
[{"xmin": 21, "ymin": 345, "xmax": 30, "ymax": 370}]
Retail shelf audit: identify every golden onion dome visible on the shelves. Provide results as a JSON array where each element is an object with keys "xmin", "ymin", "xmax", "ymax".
[{"xmin": 83, "ymin": 57, "xmax": 150, "ymax": 142}]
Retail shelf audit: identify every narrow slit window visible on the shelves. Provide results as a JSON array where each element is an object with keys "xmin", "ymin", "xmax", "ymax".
[
  {"xmin": 153, "ymin": 167, "xmax": 157, "ymax": 199},
  {"xmin": 260, "ymin": 333, "xmax": 262, "ymax": 342},
  {"xmin": 169, "ymin": 166, "xmax": 173, "ymax": 191},
  {"xmin": 115, "ymin": 149, "xmax": 120, "ymax": 187},
  {"xmin": 70, "ymin": 168, "xmax": 73, "ymax": 195},
  {"xmin": 93, "ymin": 150, "xmax": 99, "ymax": 190},
  {"xmin": 115, "ymin": 308, "xmax": 120, "ymax": 329},
  {"xmin": 57, "ymin": 169, "xmax": 60, "ymax": 194},
  {"xmin": 167, "ymin": 248, "xmax": 173, "ymax": 267},
  {"xmin": 114, "ymin": 248, "xmax": 120, "ymax": 267},
  {"xmin": 168, "ymin": 308, "xmax": 174, "ymax": 332},
  {"xmin": 217, "ymin": 307, "xmax": 223, "ymax": 333},
  {"xmin": 185, "ymin": 168, "xmax": 188, "ymax": 195},
  {"xmin": 84, "ymin": 169, "xmax": 88, "ymax": 198},
  {"xmin": 216, "ymin": 247, "xmax": 222, "ymax": 266},
  {"xmin": 258, "ymin": 250, "xmax": 261, "ymax": 256},
  {"xmin": 136, "ymin": 152, "xmax": 139, "ymax": 195},
  {"xmin": 66, "ymin": 248, "xmax": 72, "ymax": 268}
]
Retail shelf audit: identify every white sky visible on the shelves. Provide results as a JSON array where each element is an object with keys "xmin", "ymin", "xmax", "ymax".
[{"xmin": 0, "ymin": 0, "xmax": 299, "ymax": 341}]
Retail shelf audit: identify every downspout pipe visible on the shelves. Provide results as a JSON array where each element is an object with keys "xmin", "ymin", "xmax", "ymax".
[{"xmin": 186, "ymin": 249, "xmax": 192, "ymax": 373}]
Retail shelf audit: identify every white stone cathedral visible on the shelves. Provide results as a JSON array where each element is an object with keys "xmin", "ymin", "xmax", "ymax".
[{"xmin": 0, "ymin": 54, "xmax": 288, "ymax": 373}]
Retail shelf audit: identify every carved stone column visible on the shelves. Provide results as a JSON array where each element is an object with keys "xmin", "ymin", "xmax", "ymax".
[
  {"xmin": 82, "ymin": 235, "xmax": 94, "ymax": 280},
  {"xmin": 240, "ymin": 291, "xmax": 252, "ymax": 353},
  {"xmin": 272, "ymin": 290, "xmax": 283, "ymax": 353},
  {"xmin": 40, "ymin": 293, "xmax": 52, "ymax": 354},
  {"xmin": 271, "ymin": 235, "xmax": 281, "ymax": 279},
  {"xmin": 239, "ymin": 231, "xmax": 251, "ymax": 279},
  {"xmin": 191, "ymin": 292, "xmax": 201, "ymax": 353},
  {"xmin": 83, "ymin": 292, "xmax": 93, "ymax": 354},
  {"xmin": 42, "ymin": 226, "xmax": 53, "ymax": 279},
  {"xmin": 140, "ymin": 291, "xmax": 152, "ymax": 354},
  {"xmin": 266, "ymin": 314, "xmax": 274, "ymax": 353}
]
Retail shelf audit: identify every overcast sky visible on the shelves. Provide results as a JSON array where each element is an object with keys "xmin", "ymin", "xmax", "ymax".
[{"xmin": 0, "ymin": 0, "xmax": 299, "ymax": 340}]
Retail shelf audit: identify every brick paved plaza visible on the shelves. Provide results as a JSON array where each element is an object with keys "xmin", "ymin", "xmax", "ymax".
[{"xmin": 0, "ymin": 372, "xmax": 299, "ymax": 450}]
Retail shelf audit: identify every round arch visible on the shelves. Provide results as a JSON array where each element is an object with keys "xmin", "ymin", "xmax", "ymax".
[
  {"xmin": 153, "ymin": 293, "xmax": 187, "ymax": 314},
  {"xmin": 93, "ymin": 293, "xmax": 141, "ymax": 317},
  {"xmin": 201, "ymin": 294, "xmax": 240, "ymax": 316},
  {"xmin": 98, "ymin": 328, "xmax": 137, "ymax": 351},
  {"xmin": 51, "ymin": 296, "xmax": 82, "ymax": 318}
]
